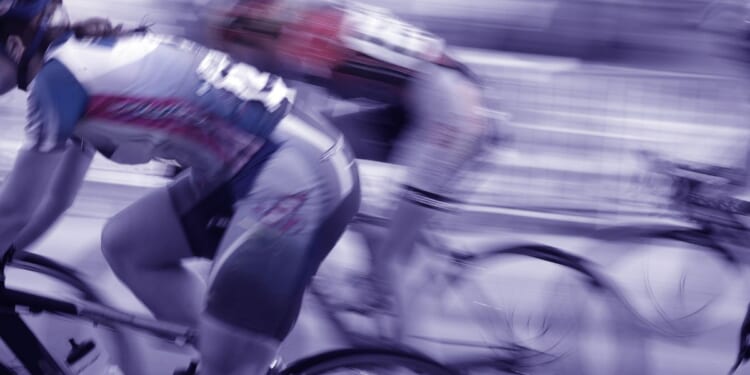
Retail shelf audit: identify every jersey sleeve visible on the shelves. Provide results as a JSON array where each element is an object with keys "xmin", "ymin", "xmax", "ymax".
[{"xmin": 24, "ymin": 59, "xmax": 89, "ymax": 153}]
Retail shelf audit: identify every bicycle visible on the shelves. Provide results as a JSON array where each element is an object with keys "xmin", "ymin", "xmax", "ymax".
[
  {"xmin": 295, "ymin": 96, "xmax": 697, "ymax": 373},
  {"xmin": 0, "ymin": 245, "xmax": 461, "ymax": 374},
  {"xmin": 580, "ymin": 150, "xmax": 750, "ymax": 374},
  {"xmin": 309, "ymin": 198, "xmax": 672, "ymax": 374}
]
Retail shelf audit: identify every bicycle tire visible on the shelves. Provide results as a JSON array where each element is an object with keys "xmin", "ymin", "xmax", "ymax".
[
  {"xmin": 583, "ymin": 223, "xmax": 750, "ymax": 375},
  {"xmin": 0, "ymin": 362, "xmax": 16, "ymax": 375},
  {"xmin": 314, "ymin": 238, "xmax": 647, "ymax": 374},
  {"xmin": 280, "ymin": 348, "xmax": 459, "ymax": 375},
  {"xmin": 12, "ymin": 251, "xmax": 100, "ymax": 300},
  {"xmin": 418, "ymin": 243, "xmax": 652, "ymax": 374},
  {"xmin": 589, "ymin": 225, "xmax": 744, "ymax": 335},
  {"xmin": 593, "ymin": 225, "xmax": 740, "ymax": 266},
  {"xmin": 7, "ymin": 251, "xmax": 146, "ymax": 375}
]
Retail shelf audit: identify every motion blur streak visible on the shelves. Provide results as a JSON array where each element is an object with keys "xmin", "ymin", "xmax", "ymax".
[{"xmin": 1, "ymin": 1, "xmax": 750, "ymax": 375}]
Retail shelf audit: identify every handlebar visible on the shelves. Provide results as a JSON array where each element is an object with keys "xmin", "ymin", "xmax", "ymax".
[
  {"xmin": 638, "ymin": 150, "xmax": 750, "ymax": 216},
  {"xmin": 481, "ymin": 109, "xmax": 514, "ymax": 149},
  {"xmin": 639, "ymin": 150, "xmax": 739, "ymax": 185}
]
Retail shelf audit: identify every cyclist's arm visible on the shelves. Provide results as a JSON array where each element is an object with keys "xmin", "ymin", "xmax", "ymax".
[
  {"xmin": 12, "ymin": 142, "xmax": 94, "ymax": 250},
  {"xmin": 0, "ymin": 149, "xmax": 68, "ymax": 254},
  {"xmin": 738, "ymin": 140, "xmax": 750, "ymax": 188},
  {"xmin": 0, "ymin": 59, "xmax": 89, "ymax": 254}
]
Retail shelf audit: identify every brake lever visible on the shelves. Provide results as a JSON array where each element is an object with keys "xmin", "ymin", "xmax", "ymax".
[{"xmin": 0, "ymin": 245, "xmax": 16, "ymax": 289}]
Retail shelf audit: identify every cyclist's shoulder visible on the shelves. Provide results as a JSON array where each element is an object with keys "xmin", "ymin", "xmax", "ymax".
[
  {"xmin": 44, "ymin": 33, "xmax": 149, "ymax": 79},
  {"xmin": 47, "ymin": 32, "xmax": 195, "ymax": 64},
  {"xmin": 44, "ymin": 32, "xmax": 208, "ymax": 94},
  {"xmin": 30, "ymin": 59, "xmax": 88, "ymax": 109},
  {"xmin": 26, "ymin": 60, "xmax": 88, "ymax": 152}
]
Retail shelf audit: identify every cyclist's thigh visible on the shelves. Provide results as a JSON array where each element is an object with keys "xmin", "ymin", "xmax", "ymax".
[
  {"xmin": 395, "ymin": 64, "xmax": 486, "ymax": 194},
  {"xmin": 102, "ymin": 182, "xmax": 193, "ymax": 266},
  {"xmin": 205, "ymin": 137, "xmax": 359, "ymax": 341}
]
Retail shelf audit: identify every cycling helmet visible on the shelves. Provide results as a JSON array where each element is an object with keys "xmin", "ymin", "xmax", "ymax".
[{"xmin": 0, "ymin": 0, "xmax": 65, "ymax": 90}]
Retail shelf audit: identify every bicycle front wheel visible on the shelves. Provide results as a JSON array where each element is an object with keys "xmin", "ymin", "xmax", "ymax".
[
  {"xmin": 584, "ymin": 226, "xmax": 749, "ymax": 374},
  {"xmin": 281, "ymin": 348, "xmax": 458, "ymax": 375},
  {"xmin": 589, "ymin": 226, "xmax": 746, "ymax": 335},
  {"xmin": 0, "ymin": 362, "xmax": 17, "ymax": 375}
]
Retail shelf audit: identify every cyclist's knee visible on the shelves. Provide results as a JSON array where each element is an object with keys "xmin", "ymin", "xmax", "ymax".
[
  {"xmin": 205, "ymin": 232, "xmax": 308, "ymax": 341},
  {"xmin": 101, "ymin": 217, "xmax": 157, "ymax": 278},
  {"xmin": 101, "ymin": 188, "xmax": 188, "ymax": 274},
  {"xmin": 101, "ymin": 217, "xmax": 132, "ymax": 273}
]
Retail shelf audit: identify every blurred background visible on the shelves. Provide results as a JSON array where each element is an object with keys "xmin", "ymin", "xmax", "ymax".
[
  {"xmin": 3, "ymin": 0, "xmax": 750, "ymax": 374},
  {"xmin": 1, "ymin": 0, "xmax": 748, "ymax": 223}
]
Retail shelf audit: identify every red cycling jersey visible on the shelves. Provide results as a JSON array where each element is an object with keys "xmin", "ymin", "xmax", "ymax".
[{"xmin": 217, "ymin": 1, "xmax": 474, "ymax": 103}]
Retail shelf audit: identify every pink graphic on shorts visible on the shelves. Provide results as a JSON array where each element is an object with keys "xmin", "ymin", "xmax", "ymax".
[{"xmin": 256, "ymin": 192, "xmax": 308, "ymax": 234}]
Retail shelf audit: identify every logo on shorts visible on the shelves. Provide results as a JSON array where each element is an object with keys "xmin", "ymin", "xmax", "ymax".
[{"xmin": 255, "ymin": 192, "xmax": 308, "ymax": 234}]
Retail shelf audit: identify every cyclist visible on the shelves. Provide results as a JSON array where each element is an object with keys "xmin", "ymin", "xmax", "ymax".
[
  {"xmin": 0, "ymin": 0, "xmax": 360, "ymax": 374},
  {"xmin": 201, "ymin": 0, "xmax": 494, "ymax": 313}
]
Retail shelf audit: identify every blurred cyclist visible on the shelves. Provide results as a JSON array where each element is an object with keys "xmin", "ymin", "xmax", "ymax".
[
  {"xmin": 0, "ymin": 0, "xmax": 359, "ymax": 373},
  {"xmin": 199, "ymin": 0, "xmax": 494, "ymax": 313}
]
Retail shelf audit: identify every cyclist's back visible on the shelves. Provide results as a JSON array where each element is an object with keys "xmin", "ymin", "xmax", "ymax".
[
  {"xmin": 214, "ymin": 0, "xmax": 478, "ymax": 104},
  {"xmin": 38, "ymin": 32, "xmax": 295, "ymax": 186}
]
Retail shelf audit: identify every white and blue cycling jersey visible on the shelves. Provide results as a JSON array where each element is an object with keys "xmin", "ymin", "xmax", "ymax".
[
  {"xmin": 26, "ymin": 31, "xmax": 295, "ymax": 186},
  {"xmin": 19, "ymin": 30, "xmax": 361, "ymax": 341}
]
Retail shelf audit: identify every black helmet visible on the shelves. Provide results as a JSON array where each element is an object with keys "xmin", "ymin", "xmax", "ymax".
[{"xmin": 0, "ymin": 0, "xmax": 61, "ymax": 90}]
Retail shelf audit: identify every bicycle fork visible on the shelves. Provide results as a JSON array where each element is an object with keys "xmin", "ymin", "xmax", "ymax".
[
  {"xmin": 0, "ymin": 304, "xmax": 71, "ymax": 374},
  {"xmin": 0, "ymin": 246, "xmax": 70, "ymax": 374}
]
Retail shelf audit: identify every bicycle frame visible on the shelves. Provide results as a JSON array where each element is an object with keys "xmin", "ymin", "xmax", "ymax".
[
  {"xmin": 0, "ymin": 248, "xmax": 195, "ymax": 375},
  {"xmin": 0, "ymin": 248, "xmax": 456, "ymax": 375},
  {"xmin": 312, "ymin": 209, "xmax": 673, "ymax": 373}
]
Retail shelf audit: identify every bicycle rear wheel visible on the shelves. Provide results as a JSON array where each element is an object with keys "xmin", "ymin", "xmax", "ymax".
[{"xmin": 281, "ymin": 348, "xmax": 458, "ymax": 375}]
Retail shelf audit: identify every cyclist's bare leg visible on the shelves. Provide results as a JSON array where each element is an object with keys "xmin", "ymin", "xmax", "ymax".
[
  {"xmin": 369, "ymin": 64, "xmax": 486, "ymax": 334},
  {"xmin": 370, "ymin": 197, "xmax": 429, "ymax": 287},
  {"xmin": 102, "ymin": 184, "xmax": 204, "ymax": 327}
]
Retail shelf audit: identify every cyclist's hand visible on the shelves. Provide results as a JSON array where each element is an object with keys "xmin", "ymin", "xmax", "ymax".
[
  {"xmin": 0, "ymin": 244, "xmax": 14, "ymax": 263},
  {"xmin": 73, "ymin": 18, "xmax": 123, "ymax": 38},
  {"xmin": 483, "ymin": 111, "xmax": 513, "ymax": 148},
  {"xmin": 730, "ymin": 340, "xmax": 750, "ymax": 374},
  {"xmin": 637, "ymin": 149, "xmax": 670, "ymax": 172},
  {"xmin": 0, "ymin": 245, "xmax": 16, "ymax": 285},
  {"xmin": 361, "ymin": 273, "xmax": 397, "ymax": 314}
]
